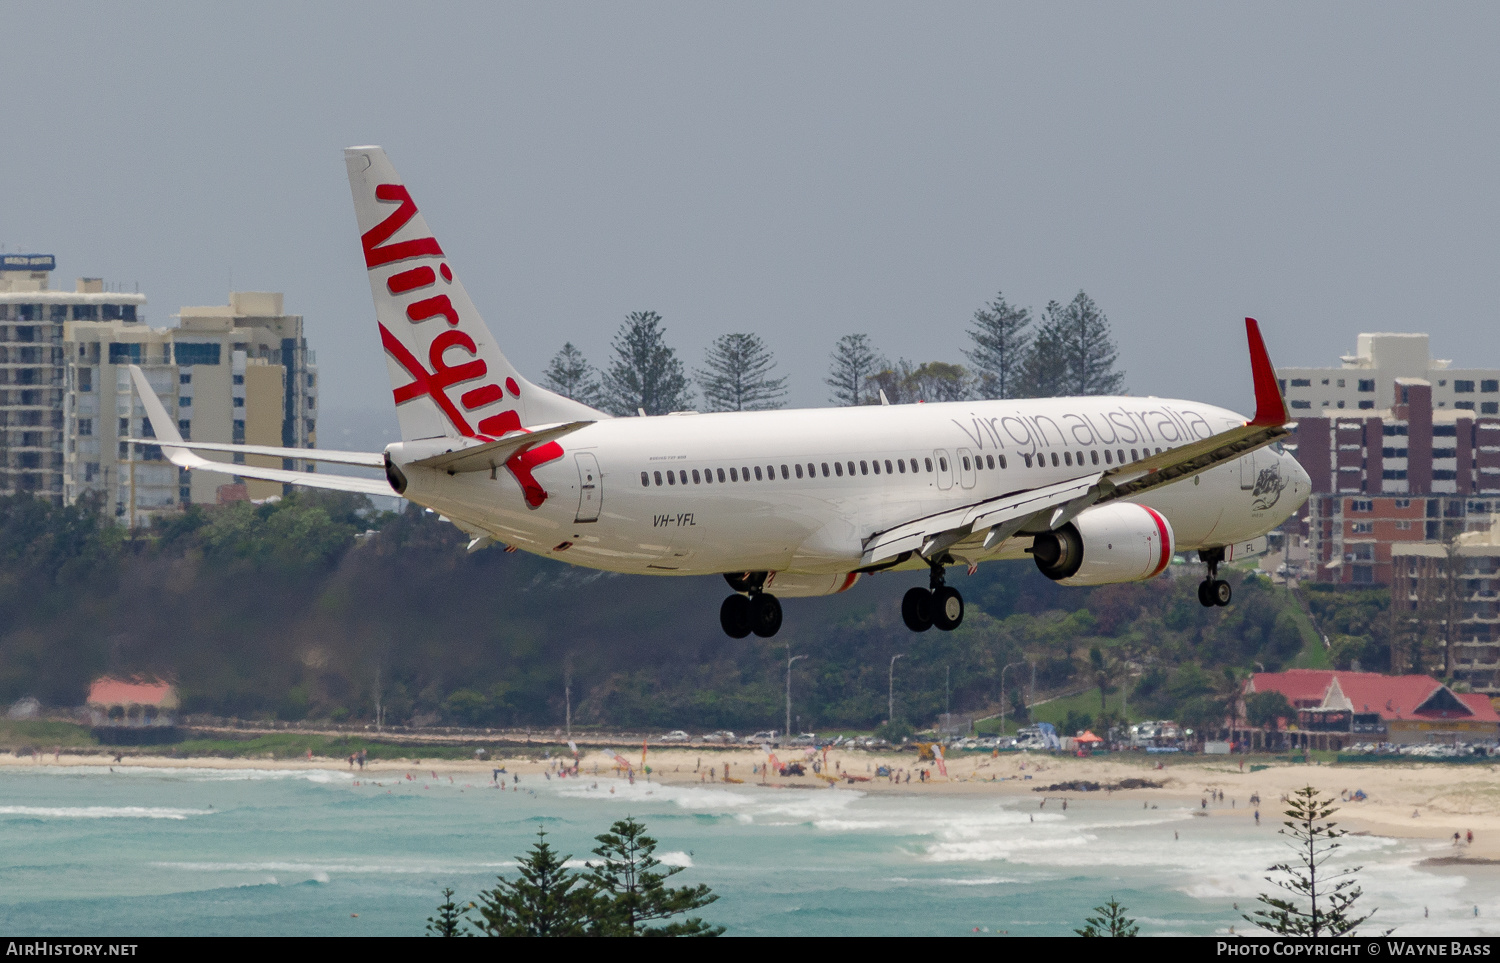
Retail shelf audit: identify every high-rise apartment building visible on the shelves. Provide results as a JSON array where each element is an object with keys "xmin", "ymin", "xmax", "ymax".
[
  {"xmin": 0, "ymin": 258, "xmax": 144, "ymax": 505},
  {"xmin": 66, "ymin": 290, "xmax": 318, "ymax": 524},
  {"xmin": 1283, "ymin": 334, "xmax": 1500, "ymax": 586},
  {"xmin": 1, "ymin": 256, "xmax": 319, "ymax": 524}
]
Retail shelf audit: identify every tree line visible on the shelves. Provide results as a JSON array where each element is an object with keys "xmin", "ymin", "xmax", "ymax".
[{"xmin": 542, "ymin": 290, "xmax": 1125, "ymax": 416}]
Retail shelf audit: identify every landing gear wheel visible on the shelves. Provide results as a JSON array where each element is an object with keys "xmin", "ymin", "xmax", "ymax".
[
  {"xmin": 1197, "ymin": 581, "xmax": 1215, "ymax": 608},
  {"xmin": 720, "ymin": 594, "xmax": 752, "ymax": 639},
  {"xmin": 932, "ymin": 586, "xmax": 965, "ymax": 631},
  {"xmin": 749, "ymin": 593, "xmax": 783, "ymax": 638},
  {"xmin": 1211, "ymin": 579, "xmax": 1232, "ymax": 607},
  {"xmin": 902, "ymin": 587, "xmax": 933, "ymax": 632}
]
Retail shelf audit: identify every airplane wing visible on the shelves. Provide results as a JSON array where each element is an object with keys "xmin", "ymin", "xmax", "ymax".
[
  {"xmin": 119, "ymin": 439, "xmax": 384, "ymax": 468},
  {"xmin": 127, "ymin": 365, "xmax": 396, "ymax": 498},
  {"xmin": 859, "ymin": 318, "xmax": 1292, "ymax": 568}
]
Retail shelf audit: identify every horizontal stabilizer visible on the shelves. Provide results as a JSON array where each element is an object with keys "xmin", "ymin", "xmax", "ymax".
[
  {"xmin": 121, "ymin": 439, "xmax": 383, "ymax": 468},
  {"xmin": 409, "ymin": 421, "xmax": 594, "ymax": 474}
]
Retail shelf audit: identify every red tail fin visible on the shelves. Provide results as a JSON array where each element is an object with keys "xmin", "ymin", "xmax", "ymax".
[{"xmin": 1245, "ymin": 318, "xmax": 1289, "ymax": 426}]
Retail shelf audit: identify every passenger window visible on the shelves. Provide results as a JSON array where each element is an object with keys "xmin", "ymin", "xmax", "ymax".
[
  {"xmin": 795, "ymin": 464, "xmax": 804, "ymax": 479},
  {"xmin": 872, "ymin": 460, "xmax": 881, "ymax": 475},
  {"xmin": 1022, "ymin": 453, "xmax": 1032, "ymax": 468},
  {"xmin": 730, "ymin": 467, "xmax": 739, "ymax": 481},
  {"xmin": 680, "ymin": 470, "xmax": 688, "ymax": 485},
  {"xmin": 1090, "ymin": 450, "xmax": 1098, "ymax": 465},
  {"xmin": 821, "ymin": 463, "xmax": 830, "ymax": 477},
  {"xmin": 717, "ymin": 468, "xmax": 726, "ymax": 482},
  {"xmin": 884, "ymin": 459, "xmax": 893, "ymax": 474},
  {"xmin": 703, "ymin": 469, "xmax": 713, "ymax": 484},
  {"xmin": 1103, "ymin": 450, "xmax": 1113, "ymax": 465},
  {"xmin": 1130, "ymin": 449, "xmax": 1138, "ymax": 461},
  {"xmin": 654, "ymin": 471, "xmax": 663, "ymax": 486},
  {"xmin": 960, "ymin": 456, "xmax": 969, "ymax": 470},
  {"xmin": 909, "ymin": 458, "xmax": 919, "ymax": 472},
  {"xmin": 1051, "ymin": 453, "xmax": 1059, "ymax": 467},
  {"xmin": 924, "ymin": 457, "xmax": 933, "ymax": 472},
  {"xmin": 939, "ymin": 457, "xmax": 948, "ymax": 471},
  {"xmin": 1117, "ymin": 449, "xmax": 1125, "ymax": 463},
  {"xmin": 667, "ymin": 471, "xmax": 676, "ymax": 485},
  {"xmin": 835, "ymin": 462, "xmax": 844, "ymax": 476},
  {"xmin": 807, "ymin": 463, "xmax": 815, "ymax": 477},
  {"xmin": 754, "ymin": 466, "xmax": 763, "ymax": 480},
  {"xmin": 767, "ymin": 465, "xmax": 776, "ymax": 479},
  {"xmin": 897, "ymin": 459, "xmax": 906, "ymax": 473},
  {"xmin": 986, "ymin": 455, "xmax": 995, "ymax": 470},
  {"xmin": 692, "ymin": 469, "xmax": 701, "ymax": 484},
  {"xmin": 998, "ymin": 455, "xmax": 1007, "ymax": 469},
  {"xmin": 1156, "ymin": 447, "xmax": 1163, "ymax": 455},
  {"xmin": 780, "ymin": 464, "xmax": 789, "ymax": 479},
  {"xmin": 641, "ymin": 471, "xmax": 649, "ymax": 486},
  {"xmin": 847, "ymin": 461, "xmax": 856, "ymax": 475},
  {"xmin": 860, "ymin": 460, "xmax": 869, "ymax": 475},
  {"xmin": 1063, "ymin": 452, "xmax": 1072, "ymax": 467},
  {"xmin": 741, "ymin": 466, "xmax": 750, "ymax": 480}
]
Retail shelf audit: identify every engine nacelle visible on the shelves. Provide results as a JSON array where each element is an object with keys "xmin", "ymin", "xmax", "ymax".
[
  {"xmin": 1029, "ymin": 503, "xmax": 1174, "ymax": 586},
  {"xmin": 763, "ymin": 572, "xmax": 861, "ymax": 597}
]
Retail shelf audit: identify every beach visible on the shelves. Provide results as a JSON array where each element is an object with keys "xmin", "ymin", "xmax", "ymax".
[{"xmin": 7, "ymin": 745, "xmax": 1498, "ymax": 862}]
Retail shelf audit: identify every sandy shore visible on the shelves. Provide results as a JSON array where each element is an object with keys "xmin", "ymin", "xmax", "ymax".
[{"xmin": 6, "ymin": 746, "xmax": 1500, "ymax": 862}]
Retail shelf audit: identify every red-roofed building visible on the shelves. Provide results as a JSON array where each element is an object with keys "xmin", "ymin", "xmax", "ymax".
[
  {"xmin": 1240, "ymin": 670, "xmax": 1500, "ymax": 749},
  {"xmin": 85, "ymin": 677, "xmax": 179, "ymax": 728}
]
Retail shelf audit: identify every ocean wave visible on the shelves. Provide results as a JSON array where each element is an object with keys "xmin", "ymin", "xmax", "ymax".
[
  {"xmin": 0, "ymin": 805, "xmax": 210, "ymax": 820},
  {"xmin": 886, "ymin": 876, "xmax": 1016, "ymax": 886},
  {"xmin": 152, "ymin": 859, "xmax": 513, "ymax": 874}
]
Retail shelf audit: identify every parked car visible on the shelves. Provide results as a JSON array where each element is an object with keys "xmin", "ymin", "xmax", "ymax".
[
  {"xmin": 745, "ymin": 730, "xmax": 778, "ymax": 745},
  {"xmin": 699, "ymin": 730, "xmax": 736, "ymax": 744},
  {"xmin": 659, "ymin": 730, "xmax": 691, "ymax": 743},
  {"xmin": 789, "ymin": 732, "xmax": 818, "ymax": 746}
]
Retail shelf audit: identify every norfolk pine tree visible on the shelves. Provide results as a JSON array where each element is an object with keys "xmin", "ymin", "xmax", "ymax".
[
  {"xmin": 1017, "ymin": 303, "xmax": 1070, "ymax": 398},
  {"xmin": 470, "ymin": 829, "xmax": 592, "ymax": 937},
  {"xmin": 825, "ymin": 333, "xmax": 885, "ymax": 406},
  {"xmin": 1055, "ymin": 291, "xmax": 1124, "ymax": 396},
  {"xmin": 542, "ymin": 342, "xmax": 602, "ymax": 407},
  {"xmin": 425, "ymin": 887, "xmax": 467, "ymax": 936},
  {"xmin": 965, "ymin": 292, "xmax": 1032, "ymax": 399},
  {"xmin": 1245, "ymin": 786, "xmax": 1381, "ymax": 936},
  {"xmin": 600, "ymin": 311, "xmax": 695, "ymax": 416},
  {"xmin": 696, "ymin": 333, "xmax": 787, "ymax": 411},
  {"xmin": 583, "ymin": 816, "xmax": 723, "ymax": 936},
  {"xmin": 1075, "ymin": 897, "xmax": 1139, "ymax": 937}
]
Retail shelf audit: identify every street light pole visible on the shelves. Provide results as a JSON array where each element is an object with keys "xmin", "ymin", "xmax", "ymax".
[
  {"xmin": 888, "ymin": 653, "xmax": 905, "ymax": 728},
  {"xmin": 786, "ymin": 651, "xmax": 807, "ymax": 744},
  {"xmin": 999, "ymin": 661, "xmax": 1027, "ymax": 736}
]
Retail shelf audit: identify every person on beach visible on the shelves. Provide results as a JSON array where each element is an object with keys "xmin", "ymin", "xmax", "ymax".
[
  {"xmin": 1468, "ymin": 830, "xmax": 1474, "ymax": 845},
  {"xmin": 1254, "ymin": 810, "xmax": 1260, "ymax": 826}
]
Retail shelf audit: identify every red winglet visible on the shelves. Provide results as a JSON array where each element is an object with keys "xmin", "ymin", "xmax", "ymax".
[{"xmin": 1245, "ymin": 317, "xmax": 1289, "ymax": 426}]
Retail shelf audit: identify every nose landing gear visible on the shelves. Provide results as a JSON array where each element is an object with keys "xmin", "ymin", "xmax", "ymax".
[
  {"xmin": 720, "ymin": 572, "xmax": 782, "ymax": 638},
  {"xmin": 1196, "ymin": 547, "xmax": 1232, "ymax": 608},
  {"xmin": 901, "ymin": 558, "xmax": 965, "ymax": 632}
]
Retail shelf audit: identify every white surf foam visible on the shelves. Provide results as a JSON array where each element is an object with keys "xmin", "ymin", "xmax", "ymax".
[{"xmin": 0, "ymin": 805, "xmax": 209, "ymax": 820}]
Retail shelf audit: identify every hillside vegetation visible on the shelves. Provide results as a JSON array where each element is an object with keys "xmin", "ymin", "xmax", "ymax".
[{"xmin": 0, "ymin": 493, "xmax": 1372, "ymax": 734}]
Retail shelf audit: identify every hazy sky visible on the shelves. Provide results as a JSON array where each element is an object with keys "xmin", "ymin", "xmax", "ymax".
[{"xmin": 4, "ymin": 3, "xmax": 1497, "ymax": 447}]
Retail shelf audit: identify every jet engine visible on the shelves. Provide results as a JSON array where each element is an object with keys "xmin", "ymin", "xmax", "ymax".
[
  {"xmin": 1028, "ymin": 503, "xmax": 1174, "ymax": 586},
  {"xmin": 762, "ymin": 572, "xmax": 861, "ymax": 597}
]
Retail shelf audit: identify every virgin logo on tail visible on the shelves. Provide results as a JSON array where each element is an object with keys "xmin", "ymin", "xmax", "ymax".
[{"xmin": 365, "ymin": 183, "xmax": 563, "ymax": 508}]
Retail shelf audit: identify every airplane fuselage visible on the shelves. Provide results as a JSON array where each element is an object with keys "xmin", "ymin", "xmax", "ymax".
[{"xmin": 395, "ymin": 394, "xmax": 1309, "ymax": 584}]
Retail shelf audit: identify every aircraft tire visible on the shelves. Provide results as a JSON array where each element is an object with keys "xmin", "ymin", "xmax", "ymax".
[
  {"xmin": 750, "ymin": 593, "xmax": 783, "ymax": 638},
  {"xmin": 932, "ymin": 586, "xmax": 964, "ymax": 631},
  {"xmin": 1212, "ymin": 579, "xmax": 1232, "ymax": 607},
  {"xmin": 720, "ymin": 594, "xmax": 752, "ymax": 639},
  {"xmin": 1197, "ymin": 581, "xmax": 1215, "ymax": 608},
  {"xmin": 901, "ymin": 587, "xmax": 933, "ymax": 632}
]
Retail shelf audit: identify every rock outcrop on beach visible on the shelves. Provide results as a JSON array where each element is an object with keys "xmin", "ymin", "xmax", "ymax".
[{"xmin": 1034, "ymin": 778, "xmax": 1163, "ymax": 792}]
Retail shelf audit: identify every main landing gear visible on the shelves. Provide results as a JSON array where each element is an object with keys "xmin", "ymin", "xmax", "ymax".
[
  {"xmin": 1197, "ymin": 547, "xmax": 1232, "ymax": 608},
  {"xmin": 901, "ymin": 558, "xmax": 965, "ymax": 633},
  {"xmin": 720, "ymin": 572, "xmax": 782, "ymax": 639}
]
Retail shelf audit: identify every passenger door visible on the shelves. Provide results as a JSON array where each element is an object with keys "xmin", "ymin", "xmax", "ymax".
[{"xmin": 575, "ymin": 453, "xmax": 602, "ymax": 522}]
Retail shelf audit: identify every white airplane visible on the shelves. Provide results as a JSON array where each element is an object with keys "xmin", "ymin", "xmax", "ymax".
[{"xmin": 129, "ymin": 146, "xmax": 1310, "ymax": 640}]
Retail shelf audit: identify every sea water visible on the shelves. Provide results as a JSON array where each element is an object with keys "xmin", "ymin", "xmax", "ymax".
[{"xmin": 0, "ymin": 764, "xmax": 1494, "ymax": 937}]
